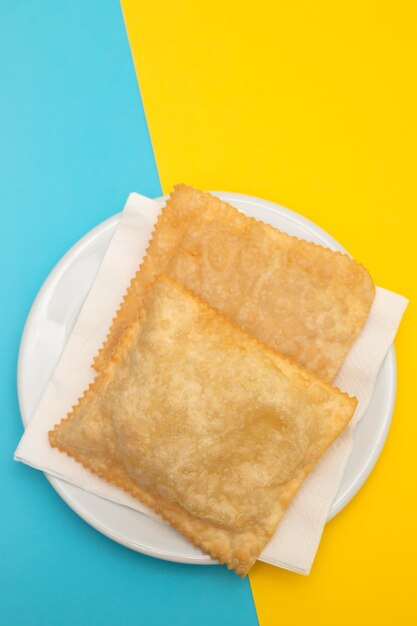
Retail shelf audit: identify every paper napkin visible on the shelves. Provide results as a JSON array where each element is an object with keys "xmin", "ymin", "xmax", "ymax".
[{"xmin": 15, "ymin": 193, "xmax": 408, "ymax": 574}]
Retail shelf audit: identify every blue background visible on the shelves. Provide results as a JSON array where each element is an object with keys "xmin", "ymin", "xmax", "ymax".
[{"xmin": 0, "ymin": 2, "xmax": 258, "ymax": 624}]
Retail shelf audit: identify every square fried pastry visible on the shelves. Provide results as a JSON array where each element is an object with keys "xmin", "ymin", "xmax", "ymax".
[
  {"xmin": 94, "ymin": 185, "xmax": 374, "ymax": 381},
  {"xmin": 50, "ymin": 275, "xmax": 357, "ymax": 575}
]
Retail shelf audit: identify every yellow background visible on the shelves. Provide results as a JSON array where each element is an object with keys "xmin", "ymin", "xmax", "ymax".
[{"xmin": 122, "ymin": 1, "xmax": 416, "ymax": 623}]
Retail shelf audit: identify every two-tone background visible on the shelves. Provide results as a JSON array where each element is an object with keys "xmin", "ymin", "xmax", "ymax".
[{"xmin": 1, "ymin": 2, "xmax": 415, "ymax": 624}]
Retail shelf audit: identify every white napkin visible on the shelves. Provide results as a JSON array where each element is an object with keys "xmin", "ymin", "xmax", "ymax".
[{"xmin": 15, "ymin": 193, "xmax": 408, "ymax": 574}]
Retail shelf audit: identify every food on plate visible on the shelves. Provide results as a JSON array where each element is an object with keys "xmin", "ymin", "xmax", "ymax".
[
  {"xmin": 94, "ymin": 184, "xmax": 374, "ymax": 381},
  {"xmin": 50, "ymin": 275, "xmax": 357, "ymax": 575}
]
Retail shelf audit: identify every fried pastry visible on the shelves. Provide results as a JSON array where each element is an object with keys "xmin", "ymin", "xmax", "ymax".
[
  {"xmin": 94, "ymin": 185, "xmax": 374, "ymax": 381},
  {"xmin": 50, "ymin": 275, "xmax": 357, "ymax": 575}
]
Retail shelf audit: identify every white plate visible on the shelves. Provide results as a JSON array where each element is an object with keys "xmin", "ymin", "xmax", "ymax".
[{"xmin": 18, "ymin": 192, "xmax": 396, "ymax": 565}]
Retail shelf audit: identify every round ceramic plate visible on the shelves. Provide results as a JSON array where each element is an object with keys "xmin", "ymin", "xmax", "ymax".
[{"xmin": 18, "ymin": 192, "xmax": 396, "ymax": 565}]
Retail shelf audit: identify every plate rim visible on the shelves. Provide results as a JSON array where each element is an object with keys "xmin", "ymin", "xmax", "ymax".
[{"xmin": 17, "ymin": 191, "xmax": 396, "ymax": 564}]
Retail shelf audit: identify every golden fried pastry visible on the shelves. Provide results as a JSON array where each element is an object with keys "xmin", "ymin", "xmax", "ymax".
[
  {"xmin": 50, "ymin": 275, "xmax": 357, "ymax": 575},
  {"xmin": 94, "ymin": 185, "xmax": 374, "ymax": 381}
]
